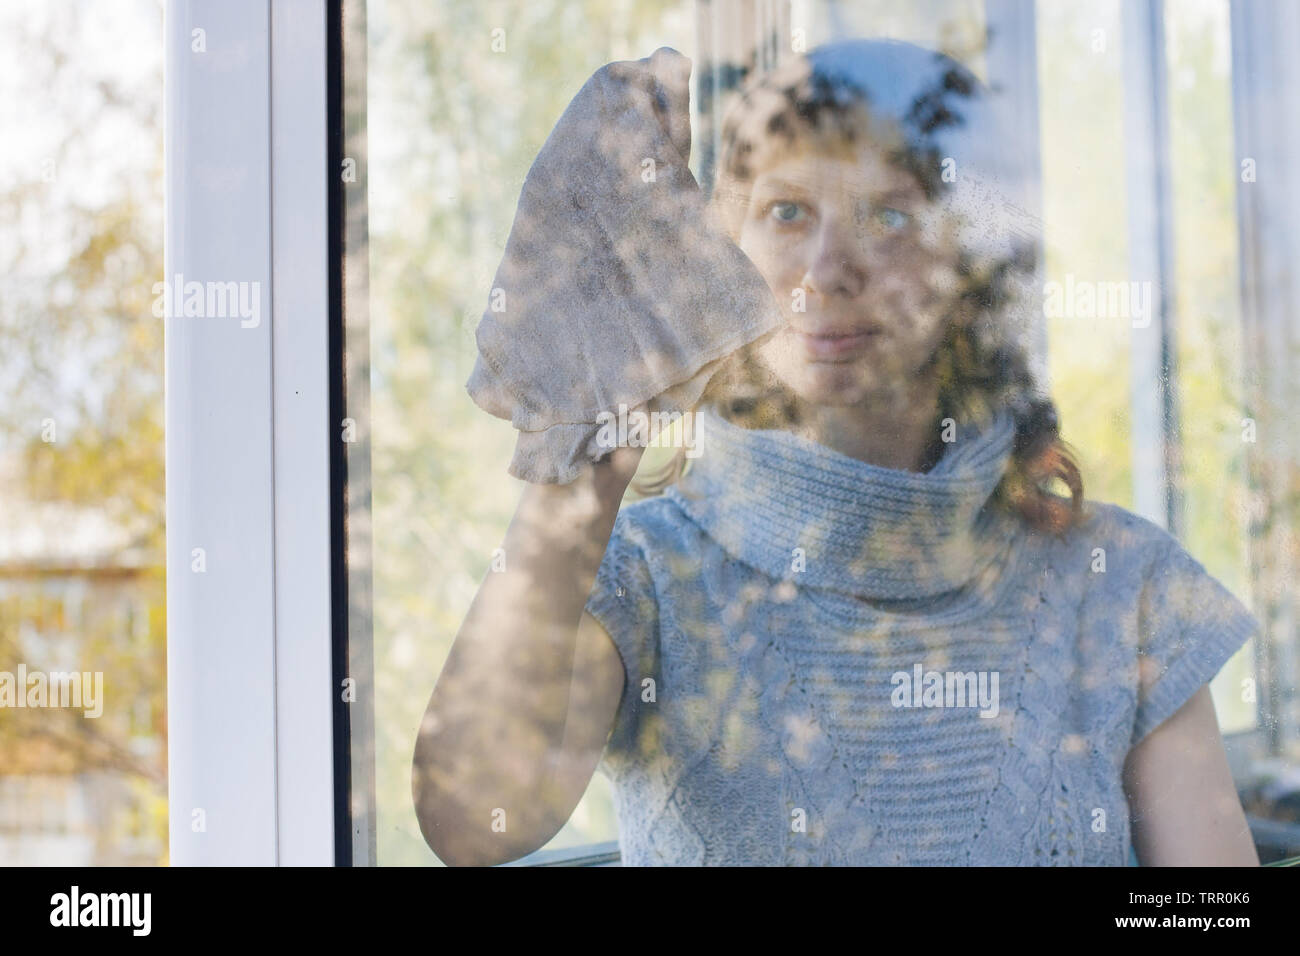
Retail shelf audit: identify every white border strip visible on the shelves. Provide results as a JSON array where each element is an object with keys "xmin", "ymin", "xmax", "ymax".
[{"xmin": 269, "ymin": 0, "xmax": 334, "ymax": 868}]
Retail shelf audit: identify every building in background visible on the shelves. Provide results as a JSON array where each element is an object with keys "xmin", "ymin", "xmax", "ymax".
[{"xmin": 0, "ymin": 457, "xmax": 165, "ymax": 865}]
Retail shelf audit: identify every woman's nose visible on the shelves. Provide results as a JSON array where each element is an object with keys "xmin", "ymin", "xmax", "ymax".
[{"xmin": 801, "ymin": 216, "xmax": 868, "ymax": 298}]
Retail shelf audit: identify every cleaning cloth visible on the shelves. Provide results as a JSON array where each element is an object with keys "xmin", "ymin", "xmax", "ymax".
[{"xmin": 466, "ymin": 46, "xmax": 785, "ymax": 484}]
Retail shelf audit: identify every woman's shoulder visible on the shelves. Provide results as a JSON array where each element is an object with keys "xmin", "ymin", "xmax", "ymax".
[
  {"xmin": 1045, "ymin": 497, "xmax": 1183, "ymax": 572},
  {"xmin": 607, "ymin": 490, "xmax": 712, "ymax": 557},
  {"xmin": 600, "ymin": 491, "xmax": 745, "ymax": 603},
  {"xmin": 1044, "ymin": 498, "xmax": 1257, "ymax": 643},
  {"xmin": 1009, "ymin": 498, "xmax": 1205, "ymax": 620}
]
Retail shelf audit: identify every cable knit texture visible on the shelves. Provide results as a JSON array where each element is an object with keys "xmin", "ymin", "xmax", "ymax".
[{"xmin": 584, "ymin": 405, "xmax": 1261, "ymax": 865}]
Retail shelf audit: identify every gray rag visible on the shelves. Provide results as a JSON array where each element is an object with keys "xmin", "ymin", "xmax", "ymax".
[{"xmin": 466, "ymin": 46, "xmax": 785, "ymax": 484}]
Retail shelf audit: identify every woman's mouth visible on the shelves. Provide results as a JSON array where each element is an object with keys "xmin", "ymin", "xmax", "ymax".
[{"xmin": 794, "ymin": 327, "xmax": 884, "ymax": 361}]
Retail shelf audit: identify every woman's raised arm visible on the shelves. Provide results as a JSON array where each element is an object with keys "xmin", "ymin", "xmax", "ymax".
[{"xmin": 411, "ymin": 445, "xmax": 644, "ymax": 866}]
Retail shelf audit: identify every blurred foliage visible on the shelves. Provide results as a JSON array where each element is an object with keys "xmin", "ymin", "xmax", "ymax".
[
  {"xmin": 0, "ymin": 0, "xmax": 166, "ymax": 863},
  {"xmin": 1165, "ymin": 0, "xmax": 1256, "ymax": 731}
]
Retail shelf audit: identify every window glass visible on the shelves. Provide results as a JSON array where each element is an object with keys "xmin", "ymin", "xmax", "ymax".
[
  {"xmin": 356, "ymin": 0, "xmax": 702, "ymax": 865},
  {"xmin": 1164, "ymin": 0, "xmax": 1253, "ymax": 733},
  {"xmin": 347, "ymin": 0, "xmax": 1296, "ymax": 866}
]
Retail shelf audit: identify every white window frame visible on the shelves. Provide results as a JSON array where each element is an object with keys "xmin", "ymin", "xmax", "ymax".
[{"xmin": 165, "ymin": 0, "xmax": 335, "ymax": 865}]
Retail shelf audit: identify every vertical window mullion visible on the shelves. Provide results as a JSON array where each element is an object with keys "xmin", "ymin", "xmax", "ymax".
[{"xmin": 1120, "ymin": 0, "xmax": 1182, "ymax": 538}]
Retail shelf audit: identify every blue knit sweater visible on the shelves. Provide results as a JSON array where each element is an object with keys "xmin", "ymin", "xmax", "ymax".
[{"xmin": 584, "ymin": 405, "xmax": 1259, "ymax": 865}]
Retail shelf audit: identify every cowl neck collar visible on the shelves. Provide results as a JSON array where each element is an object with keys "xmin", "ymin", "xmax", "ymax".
[{"xmin": 668, "ymin": 404, "xmax": 1021, "ymax": 600}]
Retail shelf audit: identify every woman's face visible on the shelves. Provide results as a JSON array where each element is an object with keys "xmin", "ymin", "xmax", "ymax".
[{"xmin": 736, "ymin": 132, "xmax": 964, "ymax": 408}]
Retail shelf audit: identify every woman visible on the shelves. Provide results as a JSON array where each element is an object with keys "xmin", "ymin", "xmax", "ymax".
[{"xmin": 412, "ymin": 38, "xmax": 1261, "ymax": 866}]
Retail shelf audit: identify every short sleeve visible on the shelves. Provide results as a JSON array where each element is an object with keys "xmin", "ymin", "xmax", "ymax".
[
  {"xmin": 584, "ymin": 512, "xmax": 661, "ymax": 768},
  {"xmin": 1130, "ymin": 537, "xmax": 1260, "ymax": 747}
]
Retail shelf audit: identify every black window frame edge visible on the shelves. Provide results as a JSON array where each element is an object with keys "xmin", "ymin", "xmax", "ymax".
[{"xmin": 328, "ymin": 0, "xmax": 352, "ymax": 868}]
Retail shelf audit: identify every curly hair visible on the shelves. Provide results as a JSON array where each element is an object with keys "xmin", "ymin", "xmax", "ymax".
[{"xmin": 633, "ymin": 44, "xmax": 1085, "ymax": 538}]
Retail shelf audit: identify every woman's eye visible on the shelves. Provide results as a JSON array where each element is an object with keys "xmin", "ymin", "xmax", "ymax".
[
  {"xmin": 768, "ymin": 201, "xmax": 807, "ymax": 224},
  {"xmin": 875, "ymin": 206, "xmax": 912, "ymax": 230}
]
